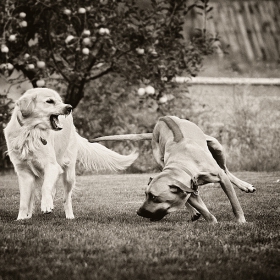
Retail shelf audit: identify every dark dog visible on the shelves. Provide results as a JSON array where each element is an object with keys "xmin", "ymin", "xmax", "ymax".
[{"xmin": 93, "ymin": 116, "xmax": 255, "ymax": 223}]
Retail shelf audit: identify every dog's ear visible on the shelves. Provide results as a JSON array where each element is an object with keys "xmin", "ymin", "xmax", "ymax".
[
  {"xmin": 17, "ymin": 95, "xmax": 37, "ymax": 117},
  {"xmin": 193, "ymin": 172, "xmax": 220, "ymax": 186},
  {"xmin": 169, "ymin": 185, "xmax": 184, "ymax": 193},
  {"xmin": 169, "ymin": 179, "xmax": 194, "ymax": 193}
]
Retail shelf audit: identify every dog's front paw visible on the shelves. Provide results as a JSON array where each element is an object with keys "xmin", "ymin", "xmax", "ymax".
[
  {"xmin": 41, "ymin": 208, "xmax": 53, "ymax": 214},
  {"xmin": 66, "ymin": 214, "xmax": 75, "ymax": 219},
  {"xmin": 41, "ymin": 197, "xmax": 54, "ymax": 214},
  {"xmin": 17, "ymin": 213, "xmax": 32, "ymax": 220},
  {"xmin": 65, "ymin": 208, "xmax": 74, "ymax": 219}
]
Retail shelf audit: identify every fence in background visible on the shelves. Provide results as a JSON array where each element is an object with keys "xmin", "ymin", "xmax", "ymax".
[
  {"xmin": 182, "ymin": 76, "xmax": 280, "ymax": 86},
  {"xmin": 184, "ymin": 0, "xmax": 280, "ymax": 61}
]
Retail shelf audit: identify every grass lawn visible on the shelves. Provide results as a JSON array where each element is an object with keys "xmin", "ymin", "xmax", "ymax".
[{"xmin": 0, "ymin": 171, "xmax": 280, "ymax": 280}]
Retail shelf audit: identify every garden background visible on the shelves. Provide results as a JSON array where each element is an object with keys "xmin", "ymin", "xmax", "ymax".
[{"xmin": 1, "ymin": 0, "xmax": 280, "ymax": 173}]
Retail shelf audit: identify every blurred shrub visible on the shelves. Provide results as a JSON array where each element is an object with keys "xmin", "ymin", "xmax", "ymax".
[
  {"xmin": 1, "ymin": 79, "xmax": 279, "ymax": 173},
  {"xmin": 74, "ymin": 74, "xmax": 195, "ymax": 172},
  {"xmin": 188, "ymin": 87, "xmax": 280, "ymax": 172},
  {"xmin": 221, "ymin": 91, "xmax": 280, "ymax": 171},
  {"xmin": 75, "ymin": 82, "xmax": 280, "ymax": 172}
]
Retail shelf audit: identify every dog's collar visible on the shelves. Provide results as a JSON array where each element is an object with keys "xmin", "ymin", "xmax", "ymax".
[
  {"xmin": 153, "ymin": 169, "xmax": 199, "ymax": 195},
  {"xmin": 171, "ymin": 178, "xmax": 199, "ymax": 195},
  {"xmin": 17, "ymin": 112, "xmax": 47, "ymax": 146},
  {"xmin": 180, "ymin": 167, "xmax": 193, "ymax": 178},
  {"xmin": 165, "ymin": 165, "xmax": 199, "ymax": 195}
]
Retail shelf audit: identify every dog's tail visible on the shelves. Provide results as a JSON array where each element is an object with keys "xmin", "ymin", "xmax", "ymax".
[
  {"xmin": 90, "ymin": 133, "xmax": 153, "ymax": 142},
  {"xmin": 159, "ymin": 116, "xmax": 184, "ymax": 143},
  {"xmin": 76, "ymin": 133, "xmax": 138, "ymax": 172}
]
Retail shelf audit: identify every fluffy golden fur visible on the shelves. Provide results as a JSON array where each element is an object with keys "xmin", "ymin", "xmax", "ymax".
[{"xmin": 4, "ymin": 88, "xmax": 138, "ymax": 220}]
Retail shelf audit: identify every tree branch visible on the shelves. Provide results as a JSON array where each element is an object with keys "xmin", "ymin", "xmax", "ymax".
[
  {"xmin": 86, "ymin": 65, "xmax": 113, "ymax": 82},
  {"xmin": 46, "ymin": 18, "xmax": 71, "ymax": 83}
]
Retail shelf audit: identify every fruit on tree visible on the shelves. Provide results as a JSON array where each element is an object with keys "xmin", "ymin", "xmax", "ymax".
[
  {"xmin": 37, "ymin": 61, "xmax": 46, "ymax": 68},
  {"xmin": 19, "ymin": 21, "xmax": 27, "ymax": 27},
  {"xmin": 137, "ymin": 88, "xmax": 146, "ymax": 96},
  {"xmin": 99, "ymin": 28, "xmax": 105, "ymax": 35},
  {"xmin": 63, "ymin": 9, "xmax": 71, "ymax": 15},
  {"xmin": 65, "ymin": 35, "xmax": 74, "ymax": 44},
  {"xmin": 8, "ymin": 34, "xmax": 16, "ymax": 42},
  {"xmin": 159, "ymin": 95, "xmax": 168, "ymax": 104},
  {"xmin": 0, "ymin": 63, "xmax": 13, "ymax": 70},
  {"xmin": 82, "ymin": 37, "xmax": 91, "ymax": 45},
  {"xmin": 7, "ymin": 63, "xmax": 14, "ymax": 70},
  {"xmin": 27, "ymin": 64, "xmax": 35, "ymax": 69},
  {"xmin": 36, "ymin": 79, "xmax": 45, "ymax": 87},
  {"xmin": 136, "ymin": 48, "xmax": 144, "ymax": 55},
  {"xmin": 78, "ymin": 8, "xmax": 86, "ymax": 14},
  {"xmin": 83, "ymin": 30, "xmax": 91, "ymax": 36},
  {"xmin": 1, "ymin": 45, "xmax": 9, "ymax": 53},
  {"xmin": 82, "ymin": 48, "xmax": 89, "ymax": 55},
  {"xmin": 145, "ymin": 85, "xmax": 155, "ymax": 95},
  {"xmin": 19, "ymin": 12, "xmax": 26, "ymax": 18}
]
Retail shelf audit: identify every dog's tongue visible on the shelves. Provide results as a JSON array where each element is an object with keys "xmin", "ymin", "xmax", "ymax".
[{"xmin": 50, "ymin": 115, "xmax": 63, "ymax": 130}]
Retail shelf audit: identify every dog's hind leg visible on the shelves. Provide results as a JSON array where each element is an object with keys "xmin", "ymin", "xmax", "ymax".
[
  {"xmin": 206, "ymin": 135, "xmax": 255, "ymax": 193},
  {"xmin": 187, "ymin": 194, "xmax": 217, "ymax": 223},
  {"xmin": 17, "ymin": 170, "xmax": 35, "ymax": 220},
  {"xmin": 41, "ymin": 163, "xmax": 62, "ymax": 214},
  {"xmin": 62, "ymin": 164, "xmax": 75, "ymax": 219},
  {"xmin": 219, "ymin": 172, "xmax": 246, "ymax": 223},
  {"xmin": 225, "ymin": 170, "xmax": 256, "ymax": 193}
]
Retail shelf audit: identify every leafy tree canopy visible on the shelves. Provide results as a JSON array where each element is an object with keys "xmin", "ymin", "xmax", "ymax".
[{"xmin": 0, "ymin": 0, "xmax": 215, "ymax": 108}]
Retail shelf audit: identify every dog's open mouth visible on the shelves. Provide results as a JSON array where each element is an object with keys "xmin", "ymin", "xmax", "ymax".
[
  {"xmin": 50, "ymin": 115, "xmax": 63, "ymax": 131},
  {"xmin": 50, "ymin": 106, "xmax": 72, "ymax": 131}
]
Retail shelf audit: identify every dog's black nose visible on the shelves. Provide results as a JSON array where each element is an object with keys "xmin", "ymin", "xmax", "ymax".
[
  {"xmin": 137, "ymin": 207, "xmax": 167, "ymax": 221},
  {"xmin": 137, "ymin": 208, "xmax": 152, "ymax": 218},
  {"xmin": 65, "ymin": 104, "xmax": 72, "ymax": 114}
]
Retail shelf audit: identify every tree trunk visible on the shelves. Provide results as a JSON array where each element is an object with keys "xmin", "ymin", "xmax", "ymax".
[{"xmin": 64, "ymin": 82, "xmax": 85, "ymax": 109}]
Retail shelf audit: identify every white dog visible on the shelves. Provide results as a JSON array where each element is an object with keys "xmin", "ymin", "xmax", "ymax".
[{"xmin": 4, "ymin": 88, "xmax": 138, "ymax": 220}]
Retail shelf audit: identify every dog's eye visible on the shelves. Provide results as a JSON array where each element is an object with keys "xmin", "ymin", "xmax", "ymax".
[
  {"xmin": 149, "ymin": 193, "xmax": 160, "ymax": 203},
  {"xmin": 46, "ymin": 99, "xmax": 55, "ymax": 104}
]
